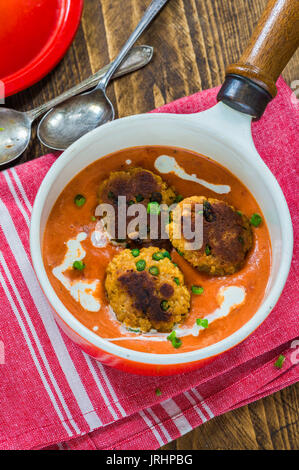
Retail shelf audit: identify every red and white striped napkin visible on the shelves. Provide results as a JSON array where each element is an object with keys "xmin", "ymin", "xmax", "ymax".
[{"xmin": 0, "ymin": 77, "xmax": 298, "ymax": 450}]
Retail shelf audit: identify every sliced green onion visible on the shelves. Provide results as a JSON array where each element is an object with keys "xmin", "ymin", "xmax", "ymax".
[
  {"xmin": 74, "ymin": 194, "xmax": 86, "ymax": 207},
  {"xmin": 172, "ymin": 262, "xmax": 178, "ymax": 267},
  {"xmin": 147, "ymin": 201, "xmax": 160, "ymax": 215},
  {"xmin": 176, "ymin": 248, "xmax": 184, "ymax": 256},
  {"xmin": 192, "ymin": 285, "xmax": 204, "ymax": 295},
  {"xmin": 108, "ymin": 191, "xmax": 115, "ymax": 200},
  {"xmin": 155, "ymin": 387, "xmax": 162, "ymax": 396},
  {"xmin": 136, "ymin": 259, "xmax": 146, "ymax": 271},
  {"xmin": 167, "ymin": 330, "xmax": 182, "ymax": 349},
  {"xmin": 250, "ymin": 213, "xmax": 262, "ymax": 227},
  {"xmin": 173, "ymin": 277, "xmax": 180, "ymax": 286},
  {"xmin": 205, "ymin": 244, "xmax": 211, "ymax": 256},
  {"xmin": 135, "ymin": 194, "xmax": 144, "ymax": 202},
  {"xmin": 73, "ymin": 260, "xmax": 85, "ymax": 271},
  {"xmin": 91, "ymin": 216, "xmax": 97, "ymax": 222},
  {"xmin": 131, "ymin": 249, "xmax": 140, "ymax": 257},
  {"xmin": 152, "ymin": 252, "xmax": 164, "ymax": 261},
  {"xmin": 149, "ymin": 266, "xmax": 160, "ymax": 276},
  {"xmin": 128, "ymin": 200, "xmax": 134, "ymax": 206},
  {"xmin": 162, "ymin": 251, "xmax": 171, "ymax": 259},
  {"xmin": 175, "ymin": 195, "xmax": 183, "ymax": 203},
  {"xmin": 160, "ymin": 300, "xmax": 169, "ymax": 311},
  {"xmin": 274, "ymin": 354, "xmax": 285, "ymax": 369},
  {"xmin": 196, "ymin": 318, "xmax": 209, "ymax": 328}
]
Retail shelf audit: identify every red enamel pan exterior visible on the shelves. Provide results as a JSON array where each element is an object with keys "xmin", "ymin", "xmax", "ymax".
[{"xmin": 0, "ymin": 0, "xmax": 84, "ymax": 97}]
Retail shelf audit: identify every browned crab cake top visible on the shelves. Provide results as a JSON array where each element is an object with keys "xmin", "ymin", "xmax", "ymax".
[
  {"xmin": 98, "ymin": 167, "xmax": 176, "ymax": 206},
  {"xmin": 98, "ymin": 167, "xmax": 176, "ymax": 249},
  {"xmin": 105, "ymin": 247, "xmax": 190, "ymax": 332},
  {"xmin": 169, "ymin": 196, "xmax": 253, "ymax": 276}
]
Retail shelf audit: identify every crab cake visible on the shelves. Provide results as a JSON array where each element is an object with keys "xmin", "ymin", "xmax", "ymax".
[
  {"xmin": 98, "ymin": 167, "xmax": 176, "ymax": 248},
  {"xmin": 169, "ymin": 196, "xmax": 253, "ymax": 276},
  {"xmin": 98, "ymin": 167, "xmax": 176, "ymax": 206},
  {"xmin": 105, "ymin": 247, "xmax": 190, "ymax": 332}
]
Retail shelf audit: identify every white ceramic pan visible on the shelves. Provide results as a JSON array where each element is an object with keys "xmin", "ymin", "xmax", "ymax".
[{"xmin": 30, "ymin": 0, "xmax": 298, "ymax": 375}]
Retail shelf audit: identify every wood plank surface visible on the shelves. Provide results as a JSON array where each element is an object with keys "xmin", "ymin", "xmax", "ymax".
[{"xmin": 3, "ymin": 0, "xmax": 298, "ymax": 449}]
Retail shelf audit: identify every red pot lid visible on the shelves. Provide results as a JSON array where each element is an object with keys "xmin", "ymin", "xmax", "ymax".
[{"xmin": 0, "ymin": 0, "xmax": 84, "ymax": 97}]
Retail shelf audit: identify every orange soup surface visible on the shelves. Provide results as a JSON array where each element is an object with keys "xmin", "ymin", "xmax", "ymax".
[{"xmin": 43, "ymin": 147, "xmax": 271, "ymax": 354}]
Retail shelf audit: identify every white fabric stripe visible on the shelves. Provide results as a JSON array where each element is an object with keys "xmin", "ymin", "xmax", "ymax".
[
  {"xmin": 0, "ymin": 199, "xmax": 102, "ymax": 431},
  {"xmin": 145, "ymin": 407, "xmax": 172, "ymax": 442},
  {"xmin": 83, "ymin": 353, "xmax": 117, "ymax": 421},
  {"xmin": 0, "ymin": 253, "xmax": 81, "ymax": 434},
  {"xmin": 96, "ymin": 362, "xmax": 126, "ymax": 417},
  {"xmin": 57, "ymin": 443, "xmax": 64, "ymax": 450},
  {"xmin": 139, "ymin": 410, "xmax": 165, "ymax": 447},
  {"xmin": 9, "ymin": 163, "xmax": 125, "ymax": 420},
  {"xmin": 183, "ymin": 391, "xmax": 207, "ymax": 423},
  {"xmin": 11, "ymin": 162, "xmax": 126, "ymax": 422},
  {"xmin": 191, "ymin": 388, "xmax": 214, "ymax": 418},
  {"xmin": 0, "ymin": 269, "xmax": 73, "ymax": 437},
  {"xmin": 3, "ymin": 172, "xmax": 30, "ymax": 225},
  {"xmin": 10, "ymin": 168, "xmax": 33, "ymax": 212},
  {"xmin": 160, "ymin": 398, "xmax": 192, "ymax": 435}
]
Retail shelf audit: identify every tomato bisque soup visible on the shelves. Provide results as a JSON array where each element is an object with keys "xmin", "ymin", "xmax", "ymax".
[{"xmin": 43, "ymin": 146, "xmax": 271, "ymax": 354}]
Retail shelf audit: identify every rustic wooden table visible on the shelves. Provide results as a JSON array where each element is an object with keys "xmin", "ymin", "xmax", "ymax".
[{"xmin": 5, "ymin": 0, "xmax": 298, "ymax": 449}]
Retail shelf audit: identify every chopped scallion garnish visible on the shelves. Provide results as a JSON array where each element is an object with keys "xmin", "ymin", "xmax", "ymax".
[
  {"xmin": 274, "ymin": 354, "xmax": 285, "ymax": 369},
  {"xmin": 196, "ymin": 318, "xmax": 209, "ymax": 328},
  {"xmin": 175, "ymin": 195, "xmax": 183, "ymax": 203},
  {"xmin": 74, "ymin": 194, "xmax": 86, "ymax": 207},
  {"xmin": 149, "ymin": 266, "xmax": 160, "ymax": 276},
  {"xmin": 152, "ymin": 252, "xmax": 164, "ymax": 261},
  {"xmin": 205, "ymin": 244, "xmax": 211, "ymax": 256},
  {"xmin": 250, "ymin": 213, "xmax": 262, "ymax": 227},
  {"xmin": 73, "ymin": 260, "xmax": 85, "ymax": 271},
  {"xmin": 161, "ymin": 300, "xmax": 169, "ymax": 311},
  {"xmin": 136, "ymin": 259, "xmax": 146, "ymax": 271},
  {"xmin": 192, "ymin": 285, "xmax": 204, "ymax": 295},
  {"xmin": 167, "ymin": 330, "xmax": 182, "ymax": 349},
  {"xmin": 131, "ymin": 249, "xmax": 140, "ymax": 257}
]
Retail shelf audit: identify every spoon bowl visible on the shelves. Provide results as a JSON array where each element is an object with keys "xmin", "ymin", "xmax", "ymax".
[
  {"xmin": 37, "ymin": 0, "xmax": 170, "ymax": 152},
  {"xmin": 0, "ymin": 108, "xmax": 32, "ymax": 165},
  {"xmin": 38, "ymin": 89, "xmax": 115, "ymax": 151},
  {"xmin": 0, "ymin": 46, "xmax": 153, "ymax": 167}
]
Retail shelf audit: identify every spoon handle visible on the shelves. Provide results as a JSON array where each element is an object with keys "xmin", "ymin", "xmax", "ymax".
[
  {"xmin": 26, "ymin": 45, "xmax": 153, "ymax": 122},
  {"xmin": 97, "ymin": 0, "xmax": 169, "ymax": 91}
]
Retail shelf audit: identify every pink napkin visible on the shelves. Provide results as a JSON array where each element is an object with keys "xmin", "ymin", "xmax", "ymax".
[{"xmin": 0, "ymin": 77, "xmax": 298, "ymax": 450}]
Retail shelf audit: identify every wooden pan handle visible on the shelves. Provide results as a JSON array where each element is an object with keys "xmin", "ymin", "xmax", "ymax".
[
  {"xmin": 218, "ymin": 0, "xmax": 299, "ymax": 118},
  {"xmin": 227, "ymin": 0, "xmax": 299, "ymax": 97}
]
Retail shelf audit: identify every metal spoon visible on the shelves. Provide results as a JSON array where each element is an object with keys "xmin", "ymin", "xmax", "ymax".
[
  {"xmin": 38, "ymin": 0, "xmax": 169, "ymax": 151},
  {"xmin": 0, "ymin": 45, "xmax": 153, "ymax": 166}
]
